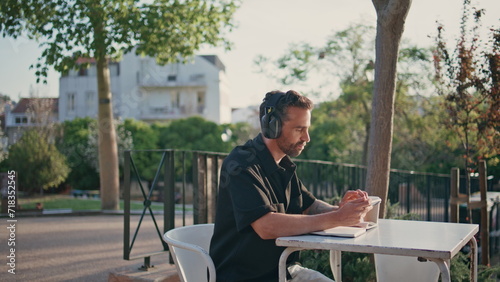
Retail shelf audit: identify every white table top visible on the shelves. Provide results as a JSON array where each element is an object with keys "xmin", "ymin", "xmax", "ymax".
[{"xmin": 276, "ymin": 219, "xmax": 478, "ymax": 260}]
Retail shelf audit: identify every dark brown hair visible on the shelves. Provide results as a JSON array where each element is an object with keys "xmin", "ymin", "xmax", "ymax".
[{"xmin": 259, "ymin": 90, "xmax": 313, "ymax": 122}]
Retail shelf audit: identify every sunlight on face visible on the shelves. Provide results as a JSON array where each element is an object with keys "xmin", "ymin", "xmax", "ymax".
[{"xmin": 276, "ymin": 107, "xmax": 311, "ymax": 157}]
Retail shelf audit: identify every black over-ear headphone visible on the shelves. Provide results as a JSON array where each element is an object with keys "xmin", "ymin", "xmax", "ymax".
[{"xmin": 261, "ymin": 92, "xmax": 286, "ymax": 139}]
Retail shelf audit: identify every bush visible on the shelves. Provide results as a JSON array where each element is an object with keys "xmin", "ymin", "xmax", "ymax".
[{"xmin": 7, "ymin": 129, "xmax": 70, "ymax": 194}]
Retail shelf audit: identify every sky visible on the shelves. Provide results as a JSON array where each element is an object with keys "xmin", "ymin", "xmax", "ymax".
[{"xmin": 0, "ymin": 0, "xmax": 498, "ymax": 108}]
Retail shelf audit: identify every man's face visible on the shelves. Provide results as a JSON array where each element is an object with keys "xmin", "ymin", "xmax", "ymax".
[{"xmin": 276, "ymin": 106, "xmax": 311, "ymax": 157}]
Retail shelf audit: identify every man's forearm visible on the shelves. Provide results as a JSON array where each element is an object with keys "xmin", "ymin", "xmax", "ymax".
[{"xmin": 304, "ymin": 199, "xmax": 338, "ymax": 215}]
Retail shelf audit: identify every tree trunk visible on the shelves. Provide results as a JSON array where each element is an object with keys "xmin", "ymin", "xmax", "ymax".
[
  {"xmin": 96, "ymin": 56, "xmax": 120, "ymax": 210},
  {"xmin": 367, "ymin": 0, "xmax": 412, "ymax": 217}
]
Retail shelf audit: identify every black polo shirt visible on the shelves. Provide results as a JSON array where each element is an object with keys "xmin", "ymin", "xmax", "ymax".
[{"xmin": 209, "ymin": 134, "xmax": 316, "ymax": 282}]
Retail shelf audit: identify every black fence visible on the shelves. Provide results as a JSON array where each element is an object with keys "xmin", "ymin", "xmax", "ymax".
[{"xmin": 122, "ymin": 149, "xmax": 493, "ymax": 266}]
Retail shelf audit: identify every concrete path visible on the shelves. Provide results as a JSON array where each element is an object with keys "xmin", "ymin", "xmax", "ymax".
[{"xmin": 0, "ymin": 214, "xmax": 188, "ymax": 281}]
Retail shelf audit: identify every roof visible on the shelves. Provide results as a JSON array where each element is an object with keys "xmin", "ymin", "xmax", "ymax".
[
  {"xmin": 11, "ymin": 98, "xmax": 59, "ymax": 114},
  {"xmin": 201, "ymin": 55, "xmax": 226, "ymax": 72},
  {"xmin": 75, "ymin": 57, "xmax": 97, "ymax": 64}
]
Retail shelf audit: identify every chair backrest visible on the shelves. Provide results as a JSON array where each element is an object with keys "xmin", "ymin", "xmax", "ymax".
[{"xmin": 163, "ymin": 224, "xmax": 215, "ymax": 282}]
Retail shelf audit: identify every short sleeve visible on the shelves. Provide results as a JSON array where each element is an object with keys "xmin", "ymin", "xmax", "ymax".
[{"xmin": 227, "ymin": 168, "xmax": 276, "ymax": 232}]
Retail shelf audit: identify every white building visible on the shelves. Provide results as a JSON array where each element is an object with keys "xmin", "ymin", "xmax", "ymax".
[{"xmin": 59, "ymin": 53, "xmax": 231, "ymax": 124}]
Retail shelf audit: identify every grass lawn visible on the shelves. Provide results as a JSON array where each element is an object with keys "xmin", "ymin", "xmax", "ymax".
[{"xmin": 17, "ymin": 195, "xmax": 165, "ymax": 211}]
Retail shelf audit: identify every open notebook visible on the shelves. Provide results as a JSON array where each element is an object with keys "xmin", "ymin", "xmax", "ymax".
[
  {"xmin": 310, "ymin": 222, "xmax": 377, "ymax": 238},
  {"xmin": 311, "ymin": 196, "xmax": 381, "ymax": 238}
]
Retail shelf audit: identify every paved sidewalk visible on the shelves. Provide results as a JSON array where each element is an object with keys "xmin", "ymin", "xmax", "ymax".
[{"xmin": 0, "ymin": 214, "xmax": 186, "ymax": 281}]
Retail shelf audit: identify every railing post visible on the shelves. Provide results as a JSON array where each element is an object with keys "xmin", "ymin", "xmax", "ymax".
[
  {"xmin": 193, "ymin": 152, "xmax": 208, "ymax": 224},
  {"xmin": 406, "ymin": 178, "xmax": 411, "ymax": 215},
  {"xmin": 123, "ymin": 150, "xmax": 131, "ymax": 260},
  {"xmin": 479, "ymin": 160, "xmax": 489, "ymax": 266},
  {"xmin": 206, "ymin": 155, "xmax": 220, "ymax": 223},
  {"xmin": 164, "ymin": 151, "xmax": 175, "ymax": 242},
  {"xmin": 450, "ymin": 168, "xmax": 460, "ymax": 223},
  {"xmin": 426, "ymin": 175, "xmax": 431, "ymax": 221}
]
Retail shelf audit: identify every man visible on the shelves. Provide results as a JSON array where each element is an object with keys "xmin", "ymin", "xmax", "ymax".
[{"xmin": 209, "ymin": 90, "xmax": 371, "ymax": 281}]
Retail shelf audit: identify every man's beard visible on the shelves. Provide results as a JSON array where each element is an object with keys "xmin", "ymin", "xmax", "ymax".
[{"xmin": 277, "ymin": 138, "xmax": 306, "ymax": 157}]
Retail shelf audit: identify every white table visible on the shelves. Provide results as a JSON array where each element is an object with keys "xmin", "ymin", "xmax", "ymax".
[{"xmin": 276, "ymin": 219, "xmax": 478, "ymax": 282}]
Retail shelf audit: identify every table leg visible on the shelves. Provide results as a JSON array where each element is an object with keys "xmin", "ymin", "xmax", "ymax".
[
  {"xmin": 470, "ymin": 236, "xmax": 478, "ymax": 282},
  {"xmin": 329, "ymin": 250, "xmax": 341, "ymax": 281},
  {"xmin": 426, "ymin": 236, "xmax": 478, "ymax": 282},
  {"xmin": 279, "ymin": 247, "xmax": 302, "ymax": 282},
  {"xmin": 427, "ymin": 258, "xmax": 451, "ymax": 282}
]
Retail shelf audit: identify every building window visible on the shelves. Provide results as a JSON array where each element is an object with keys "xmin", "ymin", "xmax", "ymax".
[
  {"xmin": 15, "ymin": 117, "xmax": 28, "ymax": 124},
  {"xmin": 197, "ymin": 91, "xmax": 205, "ymax": 113},
  {"xmin": 67, "ymin": 93, "xmax": 75, "ymax": 112},
  {"xmin": 85, "ymin": 91, "xmax": 94, "ymax": 109},
  {"xmin": 167, "ymin": 75, "xmax": 177, "ymax": 82},
  {"xmin": 78, "ymin": 67, "xmax": 88, "ymax": 76},
  {"xmin": 171, "ymin": 92, "xmax": 180, "ymax": 108},
  {"xmin": 110, "ymin": 62, "xmax": 120, "ymax": 76}
]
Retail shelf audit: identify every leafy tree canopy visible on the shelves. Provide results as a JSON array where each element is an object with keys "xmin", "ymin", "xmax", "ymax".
[
  {"xmin": 8, "ymin": 129, "xmax": 70, "ymax": 194},
  {"xmin": 56, "ymin": 117, "xmax": 100, "ymax": 190},
  {"xmin": 159, "ymin": 116, "xmax": 231, "ymax": 152},
  {"xmin": 433, "ymin": 0, "xmax": 500, "ymax": 171},
  {"xmin": 0, "ymin": 0, "xmax": 240, "ymax": 80},
  {"xmin": 123, "ymin": 118, "xmax": 161, "ymax": 181}
]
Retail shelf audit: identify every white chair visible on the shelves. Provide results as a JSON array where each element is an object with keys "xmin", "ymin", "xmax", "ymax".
[
  {"xmin": 163, "ymin": 224, "xmax": 216, "ymax": 282},
  {"xmin": 375, "ymin": 254, "xmax": 440, "ymax": 282}
]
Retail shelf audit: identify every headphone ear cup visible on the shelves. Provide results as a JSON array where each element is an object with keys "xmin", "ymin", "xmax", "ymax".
[
  {"xmin": 261, "ymin": 113, "xmax": 272, "ymax": 139},
  {"xmin": 266, "ymin": 114, "xmax": 281, "ymax": 139}
]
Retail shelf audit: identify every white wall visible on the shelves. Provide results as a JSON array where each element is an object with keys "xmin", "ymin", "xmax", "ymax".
[{"xmin": 59, "ymin": 54, "xmax": 230, "ymax": 124}]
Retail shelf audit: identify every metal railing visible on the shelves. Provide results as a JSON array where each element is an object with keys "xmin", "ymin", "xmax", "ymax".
[{"xmin": 123, "ymin": 149, "xmax": 491, "ymax": 267}]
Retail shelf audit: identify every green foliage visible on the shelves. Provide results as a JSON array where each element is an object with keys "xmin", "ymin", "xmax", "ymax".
[
  {"xmin": 56, "ymin": 117, "xmax": 133, "ymax": 189},
  {"xmin": 341, "ymin": 252, "xmax": 376, "ymax": 282},
  {"xmin": 56, "ymin": 117, "xmax": 100, "ymax": 190},
  {"xmin": 298, "ymin": 250, "xmax": 375, "ymax": 281},
  {"xmin": 258, "ymin": 22, "xmax": 456, "ymax": 174},
  {"xmin": 88, "ymin": 119, "xmax": 134, "ymax": 172},
  {"xmin": 298, "ymin": 250, "xmax": 333, "ymax": 278},
  {"xmin": 122, "ymin": 118, "xmax": 161, "ymax": 181},
  {"xmin": 222, "ymin": 121, "xmax": 260, "ymax": 149},
  {"xmin": 158, "ymin": 116, "xmax": 232, "ymax": 152},
  {"xmin": 7, "ymin": 129, "xmax": 70, "ymax": 194},
  {"xmin": 449, "ymin": 251, "xmax": 474, "ymax": 282},
  {"xmin": 478, "ymin": 264, "xmax": 500, "ymax": 281},
  {"xmin": 384, "ymin": 199, "xmax": 421, "ymax": 220},
  {"xmin": 302, "ymin": 97, "xmax": 367, "ymax": 164}
]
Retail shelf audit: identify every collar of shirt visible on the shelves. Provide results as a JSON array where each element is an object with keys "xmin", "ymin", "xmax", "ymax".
[{"xmin": 251, "ymin": 134, "xmax": 297, "ymax": 175}]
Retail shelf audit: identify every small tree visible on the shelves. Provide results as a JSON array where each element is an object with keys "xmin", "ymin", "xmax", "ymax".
[
  {"xmin": 433, "ymin": 0, "xmax": 500, "ymax": 220},
  {"xmin": 7, "ymin": 129, "xmax": 70, "ymax": 195}
]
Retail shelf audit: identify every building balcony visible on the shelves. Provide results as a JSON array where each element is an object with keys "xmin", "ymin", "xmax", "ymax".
[
  {"xmin": 139, "ymin": 105, "xmax": 205, "ymax": 121},
  {"xmin": 138, "ymin": 73, "xmax": 207, "ymax": 88}
]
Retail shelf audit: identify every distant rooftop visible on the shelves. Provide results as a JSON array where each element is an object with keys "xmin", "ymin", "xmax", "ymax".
[
  {"xmin": 201, "ymin": 55, "xmax": 226, "ymax": 72},
  {"xmin": 11, "ymin": 98, "xmax": 58, "ymax": 114}
]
